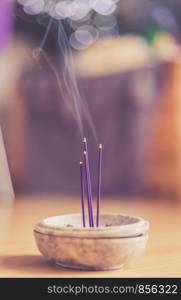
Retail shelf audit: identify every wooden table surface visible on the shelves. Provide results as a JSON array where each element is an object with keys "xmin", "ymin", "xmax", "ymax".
[{"xmin": 0, "ymin": 196, "xmax": 181, "ymax": 278}]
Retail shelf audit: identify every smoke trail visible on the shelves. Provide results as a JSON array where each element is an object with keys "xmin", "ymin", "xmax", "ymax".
[
  {"xmin": 33, "ymin": 47, "xmax": 64, "ymax": 101},
  {"xmin": 33, "ymin": 14, "xmax": 97, "ymax": 142},
  {"xmin": 57, "ymin": 20, "xmax": 84, "ymax": 137},
  {"xmin": 39, "ymin": 16, "xmax": 53, "ymax": 50},
  {"xmin": 57, "ymin": 20, "xmax": 98, "ymax": 141}
]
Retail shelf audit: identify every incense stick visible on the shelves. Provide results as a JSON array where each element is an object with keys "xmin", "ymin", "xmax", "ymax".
[
  {"xmin": 83, "ymin": 138, "xmax": 94, "ymax": 227},
  {"xmin": 80, "ymin": 162, "xmax": 86, "ymax": 227},
  {"xmin": 83, "ymin": 151, "xmax": 94, "ymax": 227},
  {"xmin": 96, "ymin": 144, "xmax": 102, "ymax": 227}
]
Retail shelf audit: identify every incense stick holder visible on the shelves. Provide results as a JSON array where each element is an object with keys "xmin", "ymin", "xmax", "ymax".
[{"xmin": 34, "ymin": 214, "xmax": 149, "ymax": 271}]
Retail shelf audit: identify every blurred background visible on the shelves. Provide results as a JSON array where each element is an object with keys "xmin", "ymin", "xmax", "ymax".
[{"xmin": 0, "ymin": 0, "xmax": 181, "ymax": 201}]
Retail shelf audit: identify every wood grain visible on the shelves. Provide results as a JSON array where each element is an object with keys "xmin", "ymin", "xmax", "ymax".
[{"xmin": 0, "ymin": 196, "xmax": 181, "ymax": 278}]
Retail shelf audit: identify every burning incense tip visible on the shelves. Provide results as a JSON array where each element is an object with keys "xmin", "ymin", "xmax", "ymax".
[
  {"xmin": 83, "ymin": 137, "xmax": 87, "ymax": 143},
  {"xmin": 99, "ymin": 144, "xmax": 102, "ymax": 149},
  {"xmin": 80, "ymin": 161, "xmax": 83, "ymax": 165},
  {"xmin": 83, "ymin": 151, "xmax": 87, "ymax": 155}
]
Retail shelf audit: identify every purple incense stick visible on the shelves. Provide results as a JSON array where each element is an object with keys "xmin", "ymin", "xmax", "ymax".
[
  {"xmin": 96, "ymin": 144, "xmax": 102, "ymax": 227},
  {"xmin": 80, "ymin": 162, "xmax": 86, "ymax": 227},
  {"xmin": 83, "ymin": 138, "xmax": 94, "ymax": 227},
  {"xmin": 83, "ymin": 150, "xmax": 94, "ymax": 227}
]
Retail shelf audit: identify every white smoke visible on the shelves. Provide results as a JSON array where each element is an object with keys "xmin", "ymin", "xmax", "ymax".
[{"xmin": 16, "ymin": 0, "xmax": 119, "ymax": 139}]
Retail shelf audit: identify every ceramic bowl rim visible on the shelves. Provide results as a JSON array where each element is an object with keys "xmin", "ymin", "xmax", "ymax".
[{"xmin": 34, "ymin": 213, "xmax": 149, "ymax": 238}]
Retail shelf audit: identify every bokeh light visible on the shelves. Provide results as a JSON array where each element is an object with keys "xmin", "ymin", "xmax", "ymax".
[
  {"xmin": 69, "ymin": 33, "xmax": 89, "ymax": 50},
  {"xmin": 55, "ymin": 1, "xmax": 77, "ymax": 19},
  {"xmin": 94, "ymin": 14, "xmax": 117, "ymax": 31},
  {"xmin": 70, "ymin": 0, "xmax": 92, "ymax": 21},
  {"xmin": 18, "ymin": 0, "xmax": 37, "ymax": 5},
  {"xmin": 69, "ymin": 15, "xmax": 91, "ymax": 31},
  {"xmin": 76, "ymin": 25, "xmax": 98, "ymax": 43},
  {"xmin": 70, "ymin": 25, "xmax": 99, "ymax": 50},
  {"xmin": 17, "ymin": 0, "xmax": 121, "ymax": 50},
  {"xmin": 18, "ymin": 0, "xmax": 120, "ymax": 20},
  {"xmin": 90, "ymin": 0, "xmax": 116, "ymax": 15},
  {"xmin": 23, "ymin": 0, "xmax": 45, "ymax": 16}
]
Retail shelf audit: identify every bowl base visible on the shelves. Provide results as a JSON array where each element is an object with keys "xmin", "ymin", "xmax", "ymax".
[{"xmin": 55, "ymin": 261, "xmax": 124, "ymax": 271}]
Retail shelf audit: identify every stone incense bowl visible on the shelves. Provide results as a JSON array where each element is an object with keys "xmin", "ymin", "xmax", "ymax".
[{"xmin": 34, "ymin": 214, "xmax": 149, "ymax": 271}]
